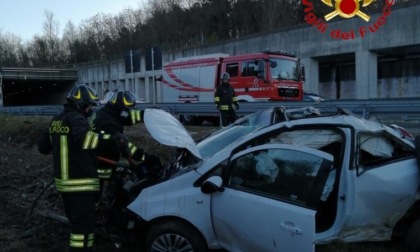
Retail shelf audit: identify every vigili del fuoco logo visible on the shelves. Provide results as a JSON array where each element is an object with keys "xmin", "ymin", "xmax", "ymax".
[{"xmin": 303, "ymin": 0, "xmax": 395, "ymax": 40}]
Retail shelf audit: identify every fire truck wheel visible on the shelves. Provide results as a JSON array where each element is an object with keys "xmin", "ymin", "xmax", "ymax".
[{"xmin": 180, "ymin": 114, "xmax": 198, "ymax": 125}]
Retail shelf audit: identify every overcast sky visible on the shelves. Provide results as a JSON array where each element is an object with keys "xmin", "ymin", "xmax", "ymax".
[{"xmin": 0, "ymin": 0, "xmax": 147, "ymax": 42}]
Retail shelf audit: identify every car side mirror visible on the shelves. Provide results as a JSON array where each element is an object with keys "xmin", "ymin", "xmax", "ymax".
[{"xmin": 201, "ymin": 176, "xmax": 224, "ymax": 194}]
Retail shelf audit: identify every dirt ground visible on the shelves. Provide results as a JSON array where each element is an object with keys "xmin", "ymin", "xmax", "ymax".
[{"xmin": 0, "ymin": 114, "xmax": 412, "ymax": 252}]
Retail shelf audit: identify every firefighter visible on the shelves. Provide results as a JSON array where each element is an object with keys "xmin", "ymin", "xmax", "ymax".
[
  {"xmin": 89, "ymin": 90, "xmax": 161, "ymax": 237},
  {"xmin": 214, "ymin": 72, "xmax": 239, "ymax": 127},
  {"xmin": 89, "ymin": 90, "xmax": 144, "ymax": 187},
  {"xmin": 37, "ymin": 84, "xmax": 108, "ymax": 252}
]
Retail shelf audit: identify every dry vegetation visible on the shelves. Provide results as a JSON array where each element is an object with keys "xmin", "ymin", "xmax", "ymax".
[{"xmin": 0, "ymin": 114, "xmax": 412, "ymax": 252}]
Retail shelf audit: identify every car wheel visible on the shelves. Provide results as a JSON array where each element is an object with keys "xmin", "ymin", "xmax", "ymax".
[
  {"xmin": 405, "ymin": 218, "xmax": 420, "ymax": 251},
  {"xmin": 146, "ymin": 220, "xmax": 207, "ymax": 252},
  {"xmin": 180, "ymin": 114, "xmax": 197, "ymax": 125}
]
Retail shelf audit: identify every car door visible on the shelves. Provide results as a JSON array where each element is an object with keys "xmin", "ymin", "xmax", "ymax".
[{"xmin": 210, "ymin": 144, "xmax": 334, "ymax": 252}]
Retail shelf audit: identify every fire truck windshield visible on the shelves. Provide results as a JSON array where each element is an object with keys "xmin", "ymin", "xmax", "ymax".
[{"xmin": 270, "ymin": 58, "xmax": 299, "ymax": 81}]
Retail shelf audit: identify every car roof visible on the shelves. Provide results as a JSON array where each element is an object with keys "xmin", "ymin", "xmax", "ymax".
[{"xmin": 268, "ymin": 108, "xmax": 413, "ymax": 145}]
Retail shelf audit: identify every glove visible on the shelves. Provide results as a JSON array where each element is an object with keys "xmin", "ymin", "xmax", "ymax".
[
  {"xmin": 234, "ymin": 102, "xmax": 239, "ymax": 110},
  {"xmin": 115, "ymin": 160, "xmax": 130, "ymax": 169}
]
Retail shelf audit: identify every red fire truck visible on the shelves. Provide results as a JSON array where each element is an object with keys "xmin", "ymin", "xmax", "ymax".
[{"xmin": 160, "ymin": 50, "xmax": 305, "ymax": 124}]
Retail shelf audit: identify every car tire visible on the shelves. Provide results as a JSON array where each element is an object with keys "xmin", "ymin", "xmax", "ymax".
[
  {"xmin": 405, "ymin": 218, "xmax": 420, "ymax": 251},
  {"xmin": 180, "ymin": 114, "xmax": 198, "ymax": 125},
  {"xmin": 146, "ymin": 220, "xmax": 207, "ymax": 252}
]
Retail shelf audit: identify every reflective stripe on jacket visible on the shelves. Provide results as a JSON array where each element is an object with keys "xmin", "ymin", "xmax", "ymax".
[
  {"xmin": 90, "ymin": 105, "xmax": 142, "ymax": 179},
  {"xmin": 214, "ymin": 83, "xmax": 237, "ymax": 111},
  {"xmin": 46, "ymin": 104, "xmax": 101, "ymax": 193}
]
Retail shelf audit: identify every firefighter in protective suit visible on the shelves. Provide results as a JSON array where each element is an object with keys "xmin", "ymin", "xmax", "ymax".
[
  {"xmin": 37, "ymin": 84, "xmax": 106, "ymax": 252},
  {"xmin": 214, "ymin": 72, "xmax": 239, "ymax": 127},
  {"xmin": 89, "ymin": 90, "xmax": 162, "ymax": 238},
  {"xmin": 89, "ymin": 90, "xmax": 144, "ymax": 185}
]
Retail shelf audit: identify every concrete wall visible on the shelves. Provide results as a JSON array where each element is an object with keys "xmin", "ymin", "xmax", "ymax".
[{"xmin": 78, "ymin": 2, "xmax": 420, "ymax": 101}]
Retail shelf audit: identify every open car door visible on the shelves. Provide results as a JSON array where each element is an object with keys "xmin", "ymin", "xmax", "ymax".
[{"xmin": 210, "ymin": 144, "xmax": 334, "ymax": 252}]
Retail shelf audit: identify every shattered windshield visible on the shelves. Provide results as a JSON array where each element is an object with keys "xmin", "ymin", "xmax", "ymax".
[
  {"xmin": 270, "ymin": 58, "xmax": 299, "ymax": 81},
  {"xmin": 167, "ymin": 108, "xmax": 277, "ymax": 178}
]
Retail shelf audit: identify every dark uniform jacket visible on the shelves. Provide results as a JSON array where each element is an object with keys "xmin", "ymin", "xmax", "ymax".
[
  {"xmin": 89, "ymin": 104, "xmax": 142, "ymax": 179},
  {"xmin": 214, "ymin": 83, "xmax": 238, "ymax": 111},
  {"xmin": 38, "ymin": 103, "xmax": 102, "ymax": 193}
]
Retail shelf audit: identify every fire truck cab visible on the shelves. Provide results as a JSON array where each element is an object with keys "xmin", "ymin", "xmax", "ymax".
[
  {"xmin": 221, "ymin": 51, "xmax": 304, "ymax": 102},
  {"xmin": 160, "ymin": 50, "xmax": 304, "ymax": 124}
]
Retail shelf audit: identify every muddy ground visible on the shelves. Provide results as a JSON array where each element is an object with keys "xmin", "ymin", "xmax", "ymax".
[{"xmin": 0, "ymin": 114, "xmax": 411, "ymax": 252}]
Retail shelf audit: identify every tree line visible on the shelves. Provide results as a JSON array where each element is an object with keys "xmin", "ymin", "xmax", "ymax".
[{"xmin": 0, "ymin": 0, "xmax": 412, "ymax": 68}]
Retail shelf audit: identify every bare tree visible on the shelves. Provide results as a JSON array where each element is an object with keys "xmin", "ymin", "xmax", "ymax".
[
  {"xmin": 0, "ymin": 32, "xmax": 23, "ymax": 66},
  {"xmin": 37, "ymin": 10, "xmax": 65, "ymax": 66},
  {"xmin": 43, "ymin": 10, "xmax": 59, "ymax": 43},
  {"xmin": 259, "ymin": 0, "xmax": 297, "ymax": 30},
  {"xmin": 62, "ymin": 21, "xmax": 79, "ymax": 64},
  {"xmin": 1, "ymin": 0, "xmax": 418, "ymax": 67}
]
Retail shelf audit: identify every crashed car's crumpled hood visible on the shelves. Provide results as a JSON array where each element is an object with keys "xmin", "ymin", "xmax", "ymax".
[{"xmin": 143, "ymin": 108, "xmax": 202, "ymax": 159}]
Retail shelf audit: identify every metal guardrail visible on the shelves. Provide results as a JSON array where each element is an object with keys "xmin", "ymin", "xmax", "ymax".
[
  {"xmin": 0, "ymin": 105, "xmax": 63, "ymax": 116},
  {"xmin": 2, "ymin": 99, "xmax": 420, "ymax": 118},
  {"xmin": 135, "ymin": 98, "xmax": 420, "ymax": 118},
  {"xmin": 2, "ymin": 99, "xmax": 419, "ymax": 135}
]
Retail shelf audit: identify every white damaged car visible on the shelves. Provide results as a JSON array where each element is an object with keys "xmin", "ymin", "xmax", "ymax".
[{"xmin": 127, "ymin": 107, "xmax": 420, "ymax": 252}]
